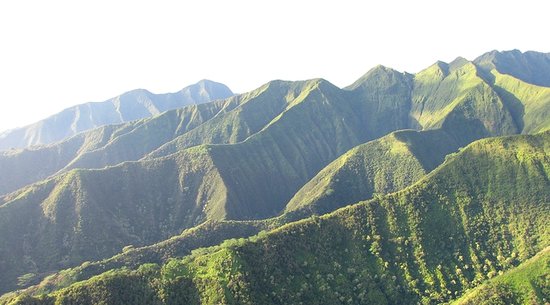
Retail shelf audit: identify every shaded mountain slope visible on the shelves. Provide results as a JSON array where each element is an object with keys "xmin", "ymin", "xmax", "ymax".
[
  {"xmin": 145, "ymin": 80, "xmax": 326, "ymax": 158},
  {"xmin": 204, "ymin": 78, "xmax": 412, "ymax": 219},
  {"xmin": 4, "ymin": 220, "xmax": 273, "ymax": 299},
  {"xmin": 0, "ymin": 80, "xmax": 233, "ymax": 151},
  {"xmin": 67, "ymin": 80, "xmax": 328, "ymax": 170},
  {"xmin": 475, "ymin": 49, "xmax": 550, "ymax": 87},
  {"xmin": 489, "ymin": 69, "xmax": 550, "ymax": 134},
  {"xmin": 0, "ymin": 79, "xmax": 356, "ymax": 197},
  {"xmin": 0, "ymin": 129, "xmax": 463, "ymax": 296},
  {"xmin": 6, "ymin": 131, "xmax": 549, "ymax": 305},
  {"xmin": 0, "ymin": 80, "xmax": 310, "ymax": 197},
  {"xmin": 344, "ymin": 65, "xmax": 414, "ymax": 138}
]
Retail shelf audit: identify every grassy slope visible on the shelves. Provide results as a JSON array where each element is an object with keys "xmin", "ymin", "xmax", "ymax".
[
  {"xmin": 491, "ymin": 70, "xmax": 550, "ymax": 134},
  {"xmin": 3, "ymin": 122, "xmax": 461, "ymax": 300},
  {"xmin": 0, "ymin": 54, "xmax": 539, "ymax": 199},
  {"xmin": 285, "ymin": 129, "xmax": 460, "ymax": 215},
  {"xmin": 412, "ymin": 59, "xmax": 518, "ymax": 145},
  {"xmin": 67, "ymin": 80, "xmax": 312, "ymax": 169},
  {"xmin": 5, "ymin": 131, "xmax": 548, "ymax": 305},
  {"xmin": 3, "ymin": 51, "xmax": 547, "ymax": 198},
  {"xmin": 451, "ymin": 247, "xmax": 549, "ymax": 305},
  {"xmin": 0, "ymin": 80, "xmax": 309, "ymax": 197},
  {"xmin": 0, "ymin": 68, "xmax": 450, "ymax": 295},
  {"xmin": 146, "ymin": 80, "xmax": 320, "ymax": 158}
]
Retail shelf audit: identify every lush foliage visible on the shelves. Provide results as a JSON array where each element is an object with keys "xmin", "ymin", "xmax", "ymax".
[
  {"xmin": 4, "ymin": 131, "xmax": 549, "ymax": 305},
  {"xmin": 452, "ymin": 247, "xmax": 549, "ymax": 305},
  {"xmin": 0, "ymin": 50, "xmax": 549, "ymax": 301},
  {"xmin": 285, "ymin": 129, "xmax": 461, "ymax": 215}
]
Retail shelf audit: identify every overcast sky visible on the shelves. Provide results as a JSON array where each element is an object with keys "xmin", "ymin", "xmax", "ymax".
[{"xmin": 0, "ymin": 0, "xmax": 548, "ymax": 132}]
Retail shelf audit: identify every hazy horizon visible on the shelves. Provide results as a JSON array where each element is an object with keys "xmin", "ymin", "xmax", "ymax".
[{"xmin": 0, "ymin": 0, "xmax": 548, "ymax": 132}]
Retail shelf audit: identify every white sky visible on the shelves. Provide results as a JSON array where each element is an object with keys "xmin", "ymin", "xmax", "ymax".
[{"xmin": 0, "ymin": 0, "xmax": 548, "ymax": 132}]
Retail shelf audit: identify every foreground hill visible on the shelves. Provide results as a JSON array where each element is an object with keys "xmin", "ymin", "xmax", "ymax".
[
  {"xmin": 1, "ymin": 50, "xmax": 550, "ymax": 296},
  {"xmin": 4, "ymin": 130, "xmax": 549, "ymax": 305},
  {"xmin": 451, "ymin": 247, "xmax": 549, "ymax": 305},
  {"xmin": 0, "ymin": 80, "xmax": 233, "ymax": 150}
]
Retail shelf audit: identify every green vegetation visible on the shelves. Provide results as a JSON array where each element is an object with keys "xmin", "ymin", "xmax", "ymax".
[
  {"xmin": 0, "ymin": 72, "xmax": 422, "ymax": 293},
  {"xmin": 3, "ymin": 130, "xmax": 549, "ymax": 305},
  {"xmin": 452, "ymin": 247, "xmax": 549, "ymax": 305},
  {"xmin": 285, "ymin": 129, "xmax": 460, "ymax": 215},
  {"xmin": 0, "ymin": 50, "xmax": 549, "ymax": 302}
]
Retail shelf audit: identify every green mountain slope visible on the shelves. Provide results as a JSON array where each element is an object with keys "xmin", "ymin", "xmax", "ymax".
[
  {"xmin": 64, "ymin": 80, "xmax": 316, "ymax": 171},
  {"xmin": 0, "ymin": 146, "xmax": 230, "ymax": 293},
  {"xmin": 0, "ymin": 80, "xmax": 326, "ymax": 197},
  {"xmin": 0, "ymin": 98, "xmax": 237, "ymax": 196},
  {"xmin": 411, "ymin": 59, "xmax": 519, "ymax": 145},
  {"xmin": 0, "ymin": 75, "xmax": 417, "ymax": 293},
  {"xmin": 5, "ymin": 131, "xmax": 549, "ymax": 305},
  {"xmin": 344, "ymin": 65, "xmax": 414, "ymax": 138},
  {"xmin": 285, "ymin": 129, "xmax": 460, "ymax": 216},
  {"xmin": 0, "ymin": 73, "xmax": 411, "ymax": 198},
  {"xmin": 1, "ymin": 50, "xmax": 550, "ymax": 298},
  {"xmin": 451, "ymin": 247, "xmax": 549, "ymax": 305},
  {"xmin": 0, "ymin": 220, "xmax": 271, "ymax": 300},
  {"xmin": 3, "ymin": 51, "xmax": 547, "ymax": 199},
  {"xmin": 490, "ymin": 69, "xmax": 550, "ymax": 134}
]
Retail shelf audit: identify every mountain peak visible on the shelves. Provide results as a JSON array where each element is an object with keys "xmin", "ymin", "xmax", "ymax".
[
  {"xmin": 178, "ymin": 80, "xmax": 233, "ymax": 104},
  {"xmin": 474, "ymin": 49, "xmax": 550, "ymax": 86},
  {"xmin": 449, "ymin": 56, "xmax": 469, "ymax": 70},
  {"xmin": 415, "ymin": 60, "xmax": 449, "ymax": 81},
  {"xmin": 346, "ymin": 65, "xmax": 407, "ymax": 91},
  {"xmin": 0, "ymin": 81, "xmax": 234, "ymax": 150}
]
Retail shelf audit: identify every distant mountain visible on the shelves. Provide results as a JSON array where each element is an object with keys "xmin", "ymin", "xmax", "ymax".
[
  {"xmin": 0, "ymin": 50, "xmax": 549, "ymax": 301},
  {"xmin": 0, "ymin": 80, "xmax": 233, "ymax": 150},
  {"xmin": 474, "ymin": 49, "xmax": 550, "ymax": 87}
]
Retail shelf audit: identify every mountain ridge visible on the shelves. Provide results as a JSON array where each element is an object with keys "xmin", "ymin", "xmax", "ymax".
[
  {"xmin": 0, "ymin": 49, "xmax": 549, "ymax": 300},
  {"xmin": 0, "ymin": 80, "xmax": 233, "ymax": 150},
  {"xmin": 5, "ymin": 130, "xmax": 549, "ymax": 305}
]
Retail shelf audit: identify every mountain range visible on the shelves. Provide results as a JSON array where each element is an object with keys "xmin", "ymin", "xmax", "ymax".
[
  {"xmin": 0, "ymin": 49, "xmax": 549, "ymax": 305},
  {"xmin": 0, "ymin": 80, "xmax": 233, "ymax": 150}
]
